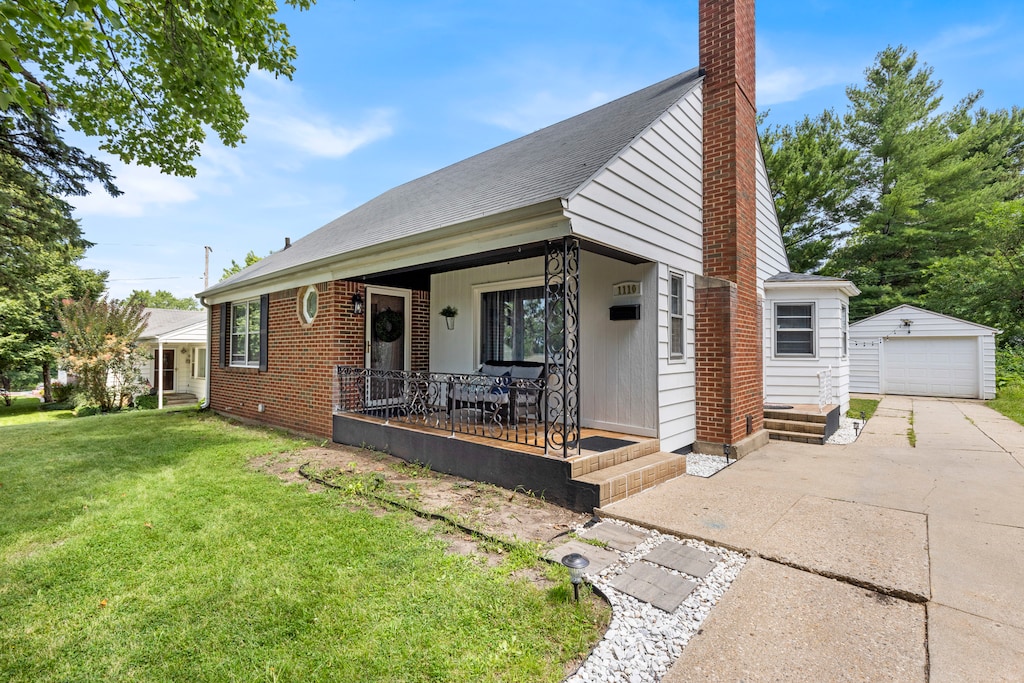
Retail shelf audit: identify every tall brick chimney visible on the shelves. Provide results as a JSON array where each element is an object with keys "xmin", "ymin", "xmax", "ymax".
[{"xmin": 694, "ymin": 0, "xmax": 766, "ymax": 455}]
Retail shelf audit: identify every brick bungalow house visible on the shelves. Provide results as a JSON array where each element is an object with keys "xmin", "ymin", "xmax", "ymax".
[{"xmin": 197, "ymin": 0, "xmax": 856, "ymax": 511}]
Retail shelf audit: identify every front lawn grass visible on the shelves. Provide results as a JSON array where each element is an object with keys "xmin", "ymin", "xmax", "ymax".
[
  {"xmin": 847, "ymin": 397, "xmax": 880, "ymax": 421},
  {"xmin": 0, "ymin": 410, "xmax": 604, "ymax": 682},
  {"xmin": 0, "ymin": 396, "xmax": 73, "ymax": 426},
  {"xmin": 988, "ymin": 382, "xmax": 1024, "ymax": 427}
]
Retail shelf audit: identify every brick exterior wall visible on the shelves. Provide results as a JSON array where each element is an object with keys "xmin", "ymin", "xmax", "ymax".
[
  {"xmin": 696, "ymin": 0, "xmax": 764, "ymax": 445},
  {"xmin": 210, "ymin": 280, "xmax": 429, "ymax": 439}
]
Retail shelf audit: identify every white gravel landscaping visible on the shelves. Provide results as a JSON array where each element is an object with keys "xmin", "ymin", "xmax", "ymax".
[
  {"xmin": 826, "ymin": 416, "xmax": 864, "ymax": 445},
  {"xmin": 685, "ymin": 452, "xmax": 731, "ymax": 477},
  {"xmin": 566, "ymin": 520, "xmax": 746, "ymax": 683}
]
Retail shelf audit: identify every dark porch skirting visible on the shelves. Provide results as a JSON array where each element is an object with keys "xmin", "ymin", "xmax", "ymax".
[{"xmin": 333, "ymin": 414, "xmax": 599, "ymax": 512}]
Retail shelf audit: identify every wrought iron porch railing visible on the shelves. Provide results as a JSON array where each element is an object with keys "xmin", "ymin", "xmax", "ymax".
[{"xmin": 334, "ymin": 365, "xmax": 547, "ymax": 451}]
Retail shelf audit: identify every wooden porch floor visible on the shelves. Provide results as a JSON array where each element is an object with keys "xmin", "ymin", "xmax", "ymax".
[{"xmin": 335, "ymin": 410, "xmax": 649, "ymax": 461}]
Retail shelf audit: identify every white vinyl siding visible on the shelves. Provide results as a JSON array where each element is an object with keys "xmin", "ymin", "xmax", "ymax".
[
  {"xmin": 764, "ymin": 286, "xmax": 852, "ymax": 413},
  {"xmin": 657, "ymin": 265, "xmax": 696, "ymax": 451},
  {"xmin": 755, "ymin": 145, "xmax": 790, "ymax": 288},
  {"xmin": 564, "ymin": 86, "xmax": 703, "ymax": 275}
]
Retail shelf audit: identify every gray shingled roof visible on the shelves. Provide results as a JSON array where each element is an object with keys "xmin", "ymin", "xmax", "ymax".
[
  {"xmin": 140, "ymin": 308, "xmax": 206, "ymax": 338},
  {"xmin": 202, "ymin": 67, "xmax": 703, "ymax": 297}
]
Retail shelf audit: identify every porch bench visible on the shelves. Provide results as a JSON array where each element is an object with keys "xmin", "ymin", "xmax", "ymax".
[{"xmin": 447, "ymin": 361, "xmax": 545, "ymax": 424}]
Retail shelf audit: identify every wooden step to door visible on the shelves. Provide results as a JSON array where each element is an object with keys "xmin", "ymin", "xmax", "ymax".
[
  {"xmin": 573, "ymin": 451, "xmax": 687, "ymax": 507},
  {"xmin": 764, "ymin": 418, "xmax": 826, "ymax": 435},
  {"xmin": 764, "ymin": 404, "xmax": 841, "ymax": 445},
  {"xmin": 161, "ymin": 392, "xmax": 198, "ymax": 407}
]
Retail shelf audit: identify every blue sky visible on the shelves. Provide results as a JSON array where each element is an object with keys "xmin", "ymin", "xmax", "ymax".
[{"xmin": 68, "ymin": 0, "xmax": 1024, "ymax": 301}]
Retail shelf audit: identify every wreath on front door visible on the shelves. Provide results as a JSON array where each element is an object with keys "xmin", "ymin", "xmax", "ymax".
[{"xmin": 374, "ymin": 308, "xmax": 404, "ymax": 343}]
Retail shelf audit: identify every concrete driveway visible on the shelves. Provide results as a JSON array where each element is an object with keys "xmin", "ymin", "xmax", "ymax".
[{"xmin": 600, "ymin": 396, "xmax": 1024, "ymax": 682}]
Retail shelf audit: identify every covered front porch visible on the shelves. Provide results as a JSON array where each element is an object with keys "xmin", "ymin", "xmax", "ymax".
[{"xmin": 329, "ymin": 237, "xmax": 686, "ymax": 510}]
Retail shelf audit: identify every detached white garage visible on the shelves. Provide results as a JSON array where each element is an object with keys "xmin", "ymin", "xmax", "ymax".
[{"xmin": 850, "ymin": 305, "xmax": 999, "ymax": 399}]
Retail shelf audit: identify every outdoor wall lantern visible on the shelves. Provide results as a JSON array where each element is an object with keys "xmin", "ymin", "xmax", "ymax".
[
  {"xmin": 351, "ymin": 292, "xmax": 364, "ymax": 316},
  {"xmin": 561, "ymin": 552, "xmax": 590, "ymax": 602}
]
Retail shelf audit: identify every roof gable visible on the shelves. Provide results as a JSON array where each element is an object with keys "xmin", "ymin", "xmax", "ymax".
[
  {"xmin": 850, "ymin": 304, "xmax": 999, "ymax": 333},
  {"xmin": 203, "ymin": 68, "xmax": 702, "ymax": 297}
]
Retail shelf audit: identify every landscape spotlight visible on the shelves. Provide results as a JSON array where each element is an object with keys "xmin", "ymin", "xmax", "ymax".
[{"xmin": 561, "ymin": 553, "xmax": 590, "ymax": 602}]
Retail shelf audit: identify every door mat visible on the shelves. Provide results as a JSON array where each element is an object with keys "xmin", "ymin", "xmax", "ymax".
[{"xmin": 578, "ymin": 436, "xmax": 636, "ymax": 452}]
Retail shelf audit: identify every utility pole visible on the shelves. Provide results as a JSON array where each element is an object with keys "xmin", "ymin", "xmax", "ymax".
[{"xmin": 204, "ymin": 246, "xmax": 213, "ymax": 289}]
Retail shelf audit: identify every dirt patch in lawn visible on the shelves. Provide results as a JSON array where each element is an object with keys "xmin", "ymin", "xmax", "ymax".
[{"xmin": 249, "ymin": 442, "xmax": 591, "ymax": 560}]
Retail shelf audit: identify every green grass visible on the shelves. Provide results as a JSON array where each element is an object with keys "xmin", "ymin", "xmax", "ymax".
[
  {"xmin": 0, "ymin": 410, "xmax": 605, "ymax": 682},
  {"xmin": 988, "ymin": 382, "xmax": 1024, "ymax": 427},
  {"xmin": 0, "ymin": 396, "xmax": 74, "ymax": 426},
  {"xmin": 847, "ymin": 397, "xmax": 880, "ymax": 421}
]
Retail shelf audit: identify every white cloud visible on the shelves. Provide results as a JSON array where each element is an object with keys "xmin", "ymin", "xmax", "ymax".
[
  {"xmin": 758, "ymin": 65, "xmax": 850, "ymax": 106},
  {"xmin": 255, "ymin": 108, "xmax": 395, "ymax": 158},
  {"xmin": 71, "ymin": 161, "xmax": 198, "ymax": 218},
  {"xmin": 925, "ymin": 24, "xmax": 997, "ymax": 53}
]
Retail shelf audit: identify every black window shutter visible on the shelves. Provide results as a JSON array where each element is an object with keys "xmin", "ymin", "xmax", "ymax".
[
  {"xmin": 259, "ymin": 294, "xmax": 269, "ymax": 372},
  {"xmin": 219, "ymin": 303, "xmax": 229, "ymax": 368}
]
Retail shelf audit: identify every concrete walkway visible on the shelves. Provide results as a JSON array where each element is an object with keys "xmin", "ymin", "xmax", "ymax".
[{"xmin": 600, "ymin": 396, "xmax": 1024, "ymax": 682}]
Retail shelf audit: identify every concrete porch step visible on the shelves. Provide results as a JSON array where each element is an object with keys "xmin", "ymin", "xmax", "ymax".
[
  {"xmin": 570, "ymin": 437, "xmax": 661, "ymax": 479},
  {"xmin": 161, "ymin": 393, "xmax": 198, "ymax": 407},
  {"xmin": 573, "ymin": 451, "xmax": 687, "ymax": 507},
  {"xmin": 769, "ymin": 429, "xmax": 825, "ymax": 445},
  {"xmin": 765, "ymin": 418, "xmax": 826, "ymax": 435}
]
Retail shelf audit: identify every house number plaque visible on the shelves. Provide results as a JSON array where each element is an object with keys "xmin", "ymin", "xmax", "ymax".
[{"xmin": 613, "ymin": 281, "xmax": 641, "ymax": 297}]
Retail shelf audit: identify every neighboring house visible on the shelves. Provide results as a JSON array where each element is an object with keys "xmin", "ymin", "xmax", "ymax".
[
  {"xmin": 137, "ymin": 308, "xmax": 209, "ymax": 408},
  {"xmin": 850, "ymin": 305, "xmax": 998, "ymax": 400},
  {"xmin": 197, "ymin": 0, "xmax": 855, "ymax": 509}
]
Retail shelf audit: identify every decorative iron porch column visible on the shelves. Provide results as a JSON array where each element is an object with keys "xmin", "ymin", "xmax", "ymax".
[{"xmin": 544, "ymin": 237, "xmax": 580, "ymax": 458}]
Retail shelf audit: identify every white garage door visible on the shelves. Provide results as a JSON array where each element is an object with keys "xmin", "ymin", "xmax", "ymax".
[{"xmin": 883, "ymin": 337, "xmax": 979, "ymax": 398}]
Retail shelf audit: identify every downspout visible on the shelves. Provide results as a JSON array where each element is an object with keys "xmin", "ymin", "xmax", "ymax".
[{"xmin": 200, "ymin": 297, "xmax": 211, "ymax": 409}]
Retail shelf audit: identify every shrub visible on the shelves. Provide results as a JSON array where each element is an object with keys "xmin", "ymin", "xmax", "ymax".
[
  {"xmin": 74, "ymin": 404, "xmax": 101, "ymax": 417},
  {"xmin": 995, "ymin": 346, "xmax": 1024, "ymax": 387},
  {"xmin": 51, "ymin": 381, "xmax": 78, "ymax": 403},
  {"xmin": 135, "ymin": 394, "xmax": 158, "ymax": 410}
]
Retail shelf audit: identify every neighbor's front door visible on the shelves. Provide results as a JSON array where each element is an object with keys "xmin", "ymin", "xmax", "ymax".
[
  {"xmin": 154, "ymin": 349, "xmax": 175, "ymax": 392},
  {"xmin": 364, "ymin": 287, "xmax": 411, "ymax": 405}
]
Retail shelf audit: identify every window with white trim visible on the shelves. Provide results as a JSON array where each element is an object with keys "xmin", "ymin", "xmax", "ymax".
[
  {"xmin": 841, "ymin": 304, "xmax": 848, "ymax": 358},
  {"xmin": 775, "ymin": 302, "xmax": 815, "ymax": 356},
  {"xmin": 302, "ymin": 287, "xmax": 318, "ymax": 323},
  {"xmin": 230, "ymin": 299, "xmax": 261, "ymax": 367},
  {"xmin": 669, "ymin": 273, "xmax": 684, "ymax": 360},
  {"xmin": 192, "ymin": 347, "xmax": 207, "ymax": 379},
  {"xmin": 480, "ymin": 285, "xmax": 548, "ymax": 362}
]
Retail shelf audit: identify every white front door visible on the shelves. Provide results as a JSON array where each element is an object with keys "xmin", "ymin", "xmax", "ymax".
[{"xmin": 364, "ymin": 287, "xmax": 412, "ymax": 406}]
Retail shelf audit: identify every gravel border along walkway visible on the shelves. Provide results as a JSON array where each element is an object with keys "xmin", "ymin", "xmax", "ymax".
[{"xmin": 567, "ymin": 519, "xmax": 746, "ymax": 683}]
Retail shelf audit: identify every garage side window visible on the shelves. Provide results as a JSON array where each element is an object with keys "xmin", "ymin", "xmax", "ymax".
[
  {"xmin": 775, "ymin": 303, "xmax": 815, "ymax": 356},
  {"xmin": 841, "ymin": 304, "xmax": 848, "ymax": 358}
]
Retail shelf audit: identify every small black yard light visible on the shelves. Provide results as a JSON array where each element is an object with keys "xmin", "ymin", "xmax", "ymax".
[{"xmin": 561, "ymin": 553, "xmax": 590, "ymax": 602}]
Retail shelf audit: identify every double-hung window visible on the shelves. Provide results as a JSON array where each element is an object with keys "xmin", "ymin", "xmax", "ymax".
[
  {"xmin": 775, "ymin": 303, "xmax": 815, "ymax": 356},
  {"xmin": 230, "ymin": 299, "xmax": 261, "ymax": 367},
  {"xmin": 669, "ymin": 273, "xmax": 684, "ymax": 360}
]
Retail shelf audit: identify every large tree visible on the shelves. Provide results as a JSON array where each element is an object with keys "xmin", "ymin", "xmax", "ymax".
[
  {"xmin": 763, "ymin": 46, "xmax": 1024, "ymax": 321},
  {"xmin": 925, "ymin": 201, "xmax": 1024, "ymax": 345},
  {"xmin": 1, "ymin": 0, "xmax": 315, "ymax": 176},
  {"xmin": 760, "ymin": 110, "xmax": 861, "ymax": 272},
  {"xmin": 220, "ymin": 250, "xmax": 264, "ymax": 281},
  {"xmin": 127, "ymin": 289, "xmax": 199, "ymax": 310}
]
